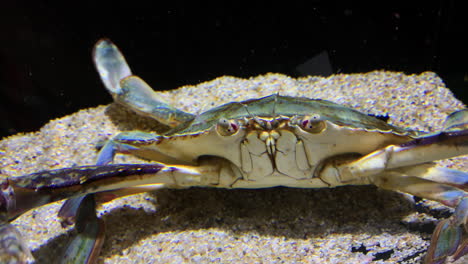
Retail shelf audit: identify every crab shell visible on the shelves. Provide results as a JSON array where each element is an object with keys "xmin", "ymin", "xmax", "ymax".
[{"xmin": 108, "ymin": 93, "xmax": 418, "ymax": 189}]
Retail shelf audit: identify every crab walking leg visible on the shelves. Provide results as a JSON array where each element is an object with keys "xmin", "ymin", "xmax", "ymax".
[
  {"xmin": 426, "ymin": 198, "xmax": 468, "ymax": 264},
  {"xmin": 58, "ymin": 130, "xmax": 167, "ymax": 263},
  {"xmin": 58, "ymin": 37, "xmax": 189, "ymax": 262},
  {"xmin": 92, "ymin": 38, "xmax": 131, "ymax": 97},
  {"xmin": 60, "ymin": 194, "xmax": 103, "ymax": 264},
  {"xmin": 1, "ymin": 165, "xmax": 163, "ymax": 264},
  {"xmin": 94, "ymin": 39, "xmax": 194, "ymax": 127},
  {"xmin": 59, "ymin": 128, "xmax": 188, "ymax": 222},
  {"xmin": 97, "ymin": 131, "xmax": 166, "ymax": 165},
  {"xmin": 2, "ymin": 164, "xmax": 184, "ymax": 219},
  {"xmin": 60, "ymin": 188, "xmax": 168, "ymax": 264},
  {"xmin": 58, "ymin": 130, "xmax": 164, "ymax": 227},
  {"xmin": 56, "ymin": 162, "xmax": 197, "ymax": 264},
  {"xmin": 61, "ymin": 37, "xmax": 196, "ymax": 261},
  {"xmin": 58, "ymin": 128, "xmax": 203, "ymax": 232},
  {"xmin": 59, "ymin": 184, "xmax": 168, "ymax": 264},
  {"xmin": 367, "ymin": 164, "xmax": 467, "ymax": 192},
  {"xmin": 1, "ymin": 163, "xmax": 228, "ymax": 263},
  {"xmin": 336, "ymin": 129, "xmax": 467, "ymax": 182},
  {"xmin": 59, "ymin": 128, "xmax": 181, "ymax": 226},
  {"xmin": 316, "ymin": 128, "xmax": 467, "ymax": 263},
  {"xmin": 371, "ymin": 169, "xmax": 467, "ymax": 264},
  {"xmin": 58, "ymin": 137, "xmax": 122, "ymax": 228}
]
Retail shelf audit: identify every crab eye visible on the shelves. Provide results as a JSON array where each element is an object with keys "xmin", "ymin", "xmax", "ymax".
[
  {"xmin": 299, "ymin": 114, "xmax": 326, "ymax": 134},
  {"xmin": 216, "ymin": 118, "xmax": 239, "ymax": 136}
]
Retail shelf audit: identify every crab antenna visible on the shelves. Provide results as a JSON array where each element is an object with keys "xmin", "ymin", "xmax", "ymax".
[
  {"xmin": 272, "ymin": 93, "xmax": 279, "ymax": 119},
  {"xmin": 241, "ymin": 102, "xmax": 265, "ymax": 129},
  {"xmin": 241, "ymin": 103, "xmax": 255, "ymax": 120}
]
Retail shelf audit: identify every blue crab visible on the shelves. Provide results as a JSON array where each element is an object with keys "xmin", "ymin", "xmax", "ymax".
[{"xmin": 0, "ymin": 39, "xmax": 467, "ymax": 263}]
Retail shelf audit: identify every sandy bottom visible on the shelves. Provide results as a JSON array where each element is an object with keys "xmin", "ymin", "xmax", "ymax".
[{"xmin": 1, "ymin": 71, "xmax": 466, "ymax": 263}]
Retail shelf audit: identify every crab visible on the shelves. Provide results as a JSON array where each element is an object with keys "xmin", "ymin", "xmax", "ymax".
[{"xmin": 0, "ymin": 39, "xmax": 467, "ymax": 264}]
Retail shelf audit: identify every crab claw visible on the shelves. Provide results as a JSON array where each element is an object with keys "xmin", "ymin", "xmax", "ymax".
[{"xmin": 425, "ymin": 196, "xmax": 468, "ymax": 264}]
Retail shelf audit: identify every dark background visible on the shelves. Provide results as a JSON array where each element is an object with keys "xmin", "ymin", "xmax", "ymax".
[{"xmin": 1, "ymin": 1, "xmax": 466, "ymax": 138}]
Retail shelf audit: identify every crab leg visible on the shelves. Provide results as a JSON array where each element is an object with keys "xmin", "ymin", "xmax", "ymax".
[
  {"xmin": 317, "ymin": 124, "xmax": 467, "ymax": 263},
  {"xmin": 370, "ymin": 167, "xmax": 467, "ymax": 264},
  {"xmin": 94, "ymin": 39, "xmax": 194, "ymax": 127},
  {"xmin": 426, "ymin": 197, "xmax": 467, "ymax": 264},
  {"xmin": 2, "ymin": 165, "xmax": 172, "ymax": 220},
  {"xmin": 58, "ymin": 39, "xmax": 196, "ymax": 262},
  {"xmin": 336, "ymin": 129, "xmax": 467, "ymax": 182},
  {"xmin": 1, "ymin": 162, "xmax": 224, "ymax": 263},
  {"xmin": 58, "ymin": 130, "xmax": 165, "ymax": 227},
  {"xmin": 332, "ymin": 109, "xmax": 467, "ymax": 182},
  {"xmin": 57, "ymin": 130, "xmax": 166, "ymax": 263},
  {"xmin": 55, "ymin": 38, "xmax": 198, "ymax": 264},
  {"xmin": 322, "ymin": 158, "xmax": 467, "ymax": 263},
  {"xmin": 60, "ymin": 194, "xmax": 103, "ymax": 264}
]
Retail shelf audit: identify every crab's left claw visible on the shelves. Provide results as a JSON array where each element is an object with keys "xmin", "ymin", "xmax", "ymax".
[{"xmin": 425, "ymin": 196, "xmax": 468, "ymax": 264}]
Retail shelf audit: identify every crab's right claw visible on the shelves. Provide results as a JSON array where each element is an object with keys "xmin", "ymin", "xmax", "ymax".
[{"xmin": 425, "ymin": 196, "xmax": 468, "ymax": 264}]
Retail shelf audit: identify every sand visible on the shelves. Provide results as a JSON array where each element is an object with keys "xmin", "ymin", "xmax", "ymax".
[{"xmin": 0, "ymin": 71, "xmax": 466, "ymax": 263}]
